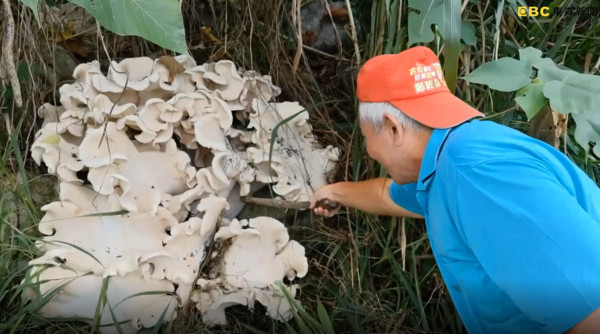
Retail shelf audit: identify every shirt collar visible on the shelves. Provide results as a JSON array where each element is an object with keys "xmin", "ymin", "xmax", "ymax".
[{"xmin": 416, "ymin": 127, "xmax": 453, "ymax": 191}]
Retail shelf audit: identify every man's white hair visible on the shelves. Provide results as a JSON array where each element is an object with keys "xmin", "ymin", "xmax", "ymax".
[{"xmin": 359, "ymin": 102, "xmax": 429, "ymax": 133}]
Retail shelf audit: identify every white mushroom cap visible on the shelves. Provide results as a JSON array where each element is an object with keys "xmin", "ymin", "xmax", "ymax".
[
  {"xmin": 211, "ymin": 60, "xmax": 245, "ymax": 101},
  {"xmin": 25, "ymin": 266, "xmax": 178, "ymax": 334},
  {"xmin": 196, "ymin": 217, "xmax": 308, "ymax": 325},
  {"xmin": 38, "ymin": 103, "xmax": 66, "ymax": 126},
  {"xmin": 244, "ymin": 100, "xmax": 340, "ymax": 201},
  {"xmin": 78, "ymin": 122, "xmax": 133, "ymax": 168},
  {"xmin": 28, "ymin": 54, "xmax": 341, "ymax": 329},
  {"xmin": 35, "ymin": 183, "xmax": 178, "ymax": 275},
  {"xmin": 107, "ymin": 57, "xmax": 157, "ymax": 91},
  {"xmin": 84, "ymin": 137, "xmax": 195, "ymax": 215},
  {"xmin": 238, "ymin": 70, "xmax": 282, "ymax": 108},
  {"xmin": 90, "ymin": 94, "xmax": 137, "ymax": 124},
  {"xmin": 26, "ymin": 181, "xmax": 210, "ymax": 331},
  {"xmin": 153, "ymin": 56, "xmax": 196, "ymax": 93},
  {"xmin": 196, "ymin": 194, "xmax": 230, "ymax": 238},
  {"xmin": 31, "ymin": 123, "xmax": 84, "ymax": 184},
  {"xmin": 193, "ymin": 114, "xmax": 228, "ymax": 152},
  {"xmin": 192, "ymin": 286, "xmax": 250, "ymax": 326}
]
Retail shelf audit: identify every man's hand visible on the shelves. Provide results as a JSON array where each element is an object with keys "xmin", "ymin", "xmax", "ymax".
[
  {"xmin": 310, "ymin": 183, "xmax": 342, "ymax": 217},
  {"xmin": 309, "ymin": 178, "xmax": 423, "ymax": 218}
]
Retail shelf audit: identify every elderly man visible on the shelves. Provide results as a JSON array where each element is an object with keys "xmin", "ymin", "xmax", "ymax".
[{"xmin": 310, "ymin": 46, "xmax": 600, "ymax": 333}]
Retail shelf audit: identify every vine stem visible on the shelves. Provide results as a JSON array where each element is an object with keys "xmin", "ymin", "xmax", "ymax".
[{"xmin": 1, "ymin": 0, "xmax": 22, "ymax": 108}]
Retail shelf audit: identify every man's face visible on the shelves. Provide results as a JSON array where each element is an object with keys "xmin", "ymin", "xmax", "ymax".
[
  {"xmin": 360, "ymin": 120, "xmax": 393, "ymax": 169},
  {"xmin": 360, "ymin": 118, "xmax": 421, "ymax": 184}
]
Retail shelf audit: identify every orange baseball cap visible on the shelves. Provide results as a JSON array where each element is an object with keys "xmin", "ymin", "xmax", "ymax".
[{"xmin": 356, "ymin": 46, "xmax": 484, "ymax": 129}]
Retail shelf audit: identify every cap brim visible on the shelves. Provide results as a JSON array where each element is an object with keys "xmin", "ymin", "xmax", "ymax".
[{"xmin": 389, "ymin": 91, "xmax": 484, "ymax": 129}]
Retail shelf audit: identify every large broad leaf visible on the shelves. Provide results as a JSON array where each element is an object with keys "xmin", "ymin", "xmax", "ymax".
[
  {"xmin": 460, "ymin": 22, "xmax": 477, "ymax": 46},
  {"xmin": 518, "ymin": 46, "xmax": 542, "ymax": 78},
  {"xmin": 543, "ymin": 72, "xmax": 600, "ymax": 115},
  {"xmin": 19, "ymin": 0, "xmax": 41, "ymax": 24},
  {"xmin": 515, "ymin": 82, "xmax": 547, "ymax": 120},
  {"xmin": 463, "ymin": 57, "xmax": 531, "ymax": 92},
  {"xmin": 573, "ymin": 111, "xmax": 600, "ymax": 157},
  {"xmin": 67, "ymin": 0, "xmax": 187, "ymax": 54},
  {"xmin": 533, "ymin": 57, "xmax": 571, "ymax": 83},
  {"xmin": 407, "ymin": 0, "xmax": 442, "ymax": 45},
  {"xmin": 407, "ymin": 0, "xmax": 476, "ymax": 46}
]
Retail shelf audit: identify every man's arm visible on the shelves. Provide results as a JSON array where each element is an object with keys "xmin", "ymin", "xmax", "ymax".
[{"xmin": 310, "ymin": 178, "xmax": 423, "ymax": 218}]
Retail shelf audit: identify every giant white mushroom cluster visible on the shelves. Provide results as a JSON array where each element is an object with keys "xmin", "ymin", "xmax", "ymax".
[{"xmin": 26, "ymin": 55, "xmax": 339, "ymax": 333}]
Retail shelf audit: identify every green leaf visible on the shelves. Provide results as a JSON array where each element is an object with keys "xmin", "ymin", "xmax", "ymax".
[
  {"xmin": 534, "ymin": 57, "xmax": 571, "ymax": 83},
  {"xmin": 407, "ymin": 0, "xmax": 476, "ymax": 46},
  {"xmin": 460, "ymin": 21, "xmax": 477, "ymax": 46},
  {"xmin": 514, "ymin": 82, "xmax": 547, "ymax": 120},
  {"xmin": 16, "ymin": 63, "xmax": 43, "ymax": 83},
  {"xmin": 443, "ymin": 0, "xmax": 461, "ymax": 93},
  {"xmin": 19, "ymin": 0, "xmax": 41, "ymax": 25},
  {"xmin": 67, "ymin": 0, "xmax": 187, "ymax": 54},
  {"xmin": 543, "ymin": 72, "xmax": 600, "ymax": 116},
  {"xmin": 518, "ymin": 46, "xmax": 543, "ymax": 71},
  {"xmin": 573, "ymin": 111, "xmax": 600, "ymax": 157},
  {"xmin": 407, "ymin": 0, "xmax": 442, "ymax": 46},
  {"xmin": 463, "ymin": 57, "xmax": 531, "ymax": 92}
]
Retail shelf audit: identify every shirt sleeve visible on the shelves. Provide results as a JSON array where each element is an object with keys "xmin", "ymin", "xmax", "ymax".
[
  {"xmin": 389, "ymin": 181, "xmax": 424, "ymax": 216},
  {"xmin": 450, "ymin": 157, "xmax": 600, "ymax": 333}
]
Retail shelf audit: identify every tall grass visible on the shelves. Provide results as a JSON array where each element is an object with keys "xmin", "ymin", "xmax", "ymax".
[{"xmin": 1, "ymin": 0, "xmax": 599, "ymax": 333}]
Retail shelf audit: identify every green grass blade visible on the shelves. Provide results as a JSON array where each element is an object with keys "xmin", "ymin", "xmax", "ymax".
[
  {"xmin": 443, "ymin": 0, "xmax": 462, "ymax": 93},
  {"xmin": 79, "ymin": 210, "xmax": 130, "ymax": 218},
  {"xmin": 91, "ymin": 276, "xmax": 110, "ymax": 332},
  {"xmin": 39, "ymin": 239, "xmax": 105, "ymax": 269},
  {"xmin": 8, "ymin": 130, "xmax": 32, "ymax": 203},
  {"xmin": 112, "ymin": 290, "xmax": 173, "ymax": 309},
  {"xmin": 105, "ymin": 300, "xmax": 125, "ymax": 334},
  {"xmin": 546, "ymin": 14, "xmax": 578, "ymax": 60},
  {"xmin": 150, "ymin": 301, "xmax": 173, "ymax": 334},
  {"xmin": 386, "ymin": 247, "xmax": 429, "ymax": 332},
  {"xmin": 240, "ymin": 324, "xmax": 268, "ymax": 334},
  {"xmin": 316, "ymin": 298, "xmax": 335, "ymax": 334},
  {"xmin": 275, "ymin": 281, "xmax": 318, "ymax": 333}
]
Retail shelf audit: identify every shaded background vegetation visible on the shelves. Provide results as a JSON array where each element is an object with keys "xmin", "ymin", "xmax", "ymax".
[{"xmin": 1, "ymin": 0, "xmax": 599, "ymax": 333}]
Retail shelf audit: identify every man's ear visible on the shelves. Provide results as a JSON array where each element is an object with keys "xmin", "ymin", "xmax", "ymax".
[{"xmin": 383, "ymin": 113, "xmax": 403, "ymax": 145}]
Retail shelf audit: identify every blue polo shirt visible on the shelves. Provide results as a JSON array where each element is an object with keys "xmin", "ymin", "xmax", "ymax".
[{"xmin": 390, "ymin": 120, "xmax": 600, "ymax": 334}]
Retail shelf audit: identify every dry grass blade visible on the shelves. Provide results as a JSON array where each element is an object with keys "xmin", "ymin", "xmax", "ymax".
[
  {"xmin": 401, "ymin": 217, "xmax": 406, "ymax": 271},
  {"xmin": 292, "ymin": 0, "xmax": 303, "ymax": 73}
]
